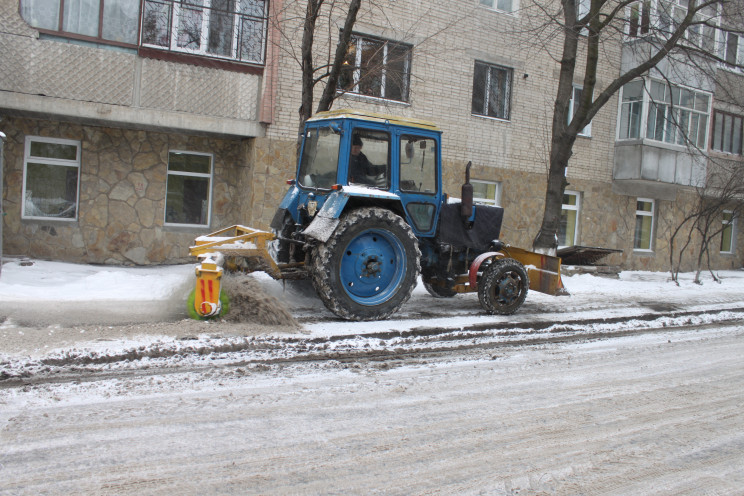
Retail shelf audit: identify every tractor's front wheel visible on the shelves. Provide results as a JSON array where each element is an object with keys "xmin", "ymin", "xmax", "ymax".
[
  {"xmin": 478, "ymin": 258, "xmax": 529, "ymax": 315},
  {"xmin": 311, "ymin": 207, "xmax": 420, "ymax": 321}
]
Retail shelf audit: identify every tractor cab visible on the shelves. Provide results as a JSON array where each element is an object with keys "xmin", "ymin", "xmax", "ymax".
[{"xmin": 274, "ymin": 110, "xmax": 445, "ymax": 242}]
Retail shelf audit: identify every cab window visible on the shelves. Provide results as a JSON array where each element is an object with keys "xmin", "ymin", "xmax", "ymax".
[{"xmin": 400, "ymin": 135, "xmax": 437, "ymax": 194}]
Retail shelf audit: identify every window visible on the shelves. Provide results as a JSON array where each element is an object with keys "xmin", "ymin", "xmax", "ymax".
[
  {"xmin": 165, "ymin": 151, "xmax": 212, "ymax": 226},
  {"xmin": 569, "ymin": 85, "xmax": 592, "ymax": 136},
  {"xmin": 618, "ymin": 79, "xmax": 710, "ymax": 148},
  {"xmin": 627, "ymin": 0, "xmax": 650, "ymax": 37},
  {"xmin": 634, "ymin": 198, "xmax": 655, "ymax": 250},
  {"xmin": 338, "ymin": 34, "xmax": 412, "ymax": 102},
  {"xmin": 400, "ymin": 136, "xmax": 437, "ymax": 194},
  {"xmin": 619, "ymin": 80, "xmax": 644, "ymax": 139},
  {"xmin": 142, "ymin": 0, "xmax": 267, "ymax": 63},
  {"xmin": 721, "ymin": 210, "xmax": 735, "ymax": 254},
  {"xmin": 657, "ymin": 0, "xmax": 687, "ymax": 35},
  {"xmin": 721, "ymin": 31, "xmax": 743, "ymax": 70},
  {"xmin": 479, "ymin": 0, "xmax": 516, "ymax": 14},
  {"xmin": 22, "ymin": 137, "xmax": 81, "ymax": 220},
  {"xmin": 348, "ymin": 129, "xmax": 390, "ymax": 189},
  {"xmin": 646, "ymin": 81, "xmax": 709, "ymax": 148},
  {"xmin": 21, "ymin": 0, "xmax": 141, "ymax": 44},
  {"xmin": 559, "ymin": 191, "xmax": 581, "ymax": 247},
  {"xmin": 711, "ymin": 111, "xmax": 743, "ymax": 155},
  {"xmin": 575, "ymin": 0, "xmax": 590, "ymax": 35},
  {"xmin": 471, "ymin": 180, "xmax": 502, "ymax": 206},
  {"xmin": 655, "ymin": 0, "xmax": 717, "ymax": 48},
  {"xmin": 472, "ymin": 61, "xmax": 513, "ymax": 120},
  {"xmin": 298, "ymin": 127, "xmax": 341, "ymax": 190}
]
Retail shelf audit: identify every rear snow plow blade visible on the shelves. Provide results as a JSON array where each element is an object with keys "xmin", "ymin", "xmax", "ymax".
[
  {"xmin": 188, "ymin": 225, "xmax": 304, "ymax": 319},
  {"xmin": 505, "ymin": 246, "xmax": 567, "ymax": 296}
]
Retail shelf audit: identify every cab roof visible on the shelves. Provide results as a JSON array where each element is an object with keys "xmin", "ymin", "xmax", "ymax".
[{"xmin": 307, "ymin": 109, "xmax": 440, "ymax": 132}]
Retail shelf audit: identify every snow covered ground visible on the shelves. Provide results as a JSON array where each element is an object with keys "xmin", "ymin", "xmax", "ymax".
[{"xmin": 1, "ymin": 256, "xmax": 744, "ymax": 347}]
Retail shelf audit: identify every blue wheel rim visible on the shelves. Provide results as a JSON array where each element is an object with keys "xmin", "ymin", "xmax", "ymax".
[{"xmin": 339, "ymin": 228, "xmax": 406, "ymax": 306}]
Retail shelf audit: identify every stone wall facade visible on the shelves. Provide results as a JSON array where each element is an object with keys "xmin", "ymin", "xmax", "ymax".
[{"xmin": 2, "ymin": 116, "xmax": 250, "ymax": 265}]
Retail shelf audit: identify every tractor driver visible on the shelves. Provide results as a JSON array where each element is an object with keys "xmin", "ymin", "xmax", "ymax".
[{"xmin": 349, "ymin": 134, "xmax": 386, "ymax": 185}]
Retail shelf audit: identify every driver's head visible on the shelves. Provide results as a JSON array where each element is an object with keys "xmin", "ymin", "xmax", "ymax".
[{"xmin": 351, "ymin": 135, "xmax": 363, "ymax": 156}]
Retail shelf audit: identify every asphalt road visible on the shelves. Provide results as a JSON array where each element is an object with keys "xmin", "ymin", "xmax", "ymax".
[{"xmin": 1, "ymin": 323, "xmax": 742, "ymax": 495}]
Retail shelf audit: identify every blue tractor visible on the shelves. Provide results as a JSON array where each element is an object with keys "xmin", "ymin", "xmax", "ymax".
[{"xmin": 189, "ymin": 110, "xmax": 564, "ymax": 321}]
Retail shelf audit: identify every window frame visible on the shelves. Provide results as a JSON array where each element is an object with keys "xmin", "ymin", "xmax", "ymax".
[
  {"xmin": 22, "ymin": 136, "xmax": 82, "ymax": 222},
  {"xmin": 569, "ymin": 85, "xmax": 592, "ymax": 137},
  {"xmin": 626, "ymin": 0, "xmax": 651, "ymax": 37},
  {"xmin": 20, "ymin": 0, "xmax": 142, "ymax": 48},
  {"xmin": 478, "ymin": 0, "xmax": 518, "ymax": 15},
  {"xmin": 720, "ymin": 30, "xmax": 744, "ymax": 72},
  {"xmin": 472, "ymin": 60, "xmax": 513, "ymax": 121},
  {"xmin": 338, "ymin": 33, "xmax": 412, "ymax": 103},
  {"xmin": 141, "ymin": 0, "xmax": 268, "ymax": 65},
  {"xmin": 399, "ymin": 134, "xmax": 438, "ymax": 196},
  {"xmin": 617, "ymin": 79, "xmax": 711, "ymax": 149},
  {"xmin": 710, "ymin": 110, "xmax": 743, "ymax": 155},
  {"xmin": 720, "ymin": 210, "xmax": 736, "ymax": 254},
  {"xmin": 471, "ymin": 179, "xmax": 502, "ymax": 206},
  {"xmin": 634, "ymin": 198, "xmax": 656, "ymax": 252},
  {"xmin": 558, "ymin": 190, "xmax": 581, "ymax": 248},
  {"xmin": 164, "ymin": 150, "xmax": 214, "ymax": 227}
]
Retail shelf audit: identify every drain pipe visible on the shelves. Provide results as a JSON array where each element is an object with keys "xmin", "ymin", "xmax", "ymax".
[{"xmin": 0, "ymin": 131, "xmax": 5, "ymax": 278}]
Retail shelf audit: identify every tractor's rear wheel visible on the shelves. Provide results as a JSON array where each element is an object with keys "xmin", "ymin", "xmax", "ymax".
[
  {"xmin": 478, "ymin": 258, "xmax": 529, "ymax": 315},
  {"xmin": 311, "ymin": 207, "xmax": 420, "ymax": 321}
]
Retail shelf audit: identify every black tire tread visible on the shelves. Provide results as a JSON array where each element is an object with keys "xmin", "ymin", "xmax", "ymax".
[{"xmin": 310, "ymin": 207, "xmax": 420, "ymax": 321}]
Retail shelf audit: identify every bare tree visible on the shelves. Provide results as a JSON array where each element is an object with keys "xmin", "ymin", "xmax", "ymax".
[
  {"xmin": 520, "ymin": 0, "xmax": 744, "ymax": 254},
  {"xmin": 665, "ymin": 155, "xmax": 744, "ymax": 284}
]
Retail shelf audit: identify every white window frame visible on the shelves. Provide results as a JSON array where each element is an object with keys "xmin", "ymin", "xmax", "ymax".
[
  {"xmin": 22, "ymin": 136, "xmax": 81, "ymax": 221},
  {"xmin": 634, "ymin": 198, "xmax": 655, "ymax": 252},
  {"xmin": 479, "ymin": 0, "xmax": 518, "ymax": 14},
  {"xmin": 569, "ymin": 85, "xmax": 592, "ymax": 137},
  {"xmin": 720, "ymin": 30, "xmax": 744, "ymax": 72},
  {"xmin": 617, "ymin": 79, "xmax": 711, "ymax": 149},
  {"xmin": 626, "ymin": 0, "xmax": 651, "ymax": 38},
  {"xmin": 721, "ymin": 210, "xmax": 736, "ymax": 254},
  {"xmin": 559, "ymin": 190, "xmax": 581, "ymax": 248},
  {"xmin": 471, "ymin": 179, "xmax": 502, "ymax": 206},
  {"xmin": 141, "ymin": 0, "xmax": 267, "ymax": 64},
  {"xmin": 472, "ymin": 61, "xmax": 513, "ymax": 121},
  {"xmin": 164, "ymin": 150, "xmax": 214, "ymax": 227}
]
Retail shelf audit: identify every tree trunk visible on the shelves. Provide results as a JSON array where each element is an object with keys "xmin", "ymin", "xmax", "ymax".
[
  {"xmin": 316, "ymin": 0, "xmax": 362, "ymax": 113},
  {"xmin": 298, "ymin": 0, "xmax": 323, "ymax": 142},
  {"xmin": 532, "ymin": 0, "xmax": 580, "ymax": 255}
]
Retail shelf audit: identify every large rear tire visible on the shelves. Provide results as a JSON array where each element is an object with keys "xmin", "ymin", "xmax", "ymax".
[
  {"xmin": 478, "ymin": 258, "xmax": 529, "ymax": 315},
  {"xmin": 311, "ymin": 207, "xmax": 420, "ymax": 321}
]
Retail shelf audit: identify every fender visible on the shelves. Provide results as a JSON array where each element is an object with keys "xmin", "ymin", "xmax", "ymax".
[
  {"xmin": 302, "ymin": 187, "xmax": 402, "ymax": 243},
  {"xmin": 468, "ymin": 251, "xmax": 504, "ymax": 288}
]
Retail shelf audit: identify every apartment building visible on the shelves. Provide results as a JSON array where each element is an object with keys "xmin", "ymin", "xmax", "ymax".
[{"xmin": 1, "ymin": 0, "xmax": 742, "ymax": 271}]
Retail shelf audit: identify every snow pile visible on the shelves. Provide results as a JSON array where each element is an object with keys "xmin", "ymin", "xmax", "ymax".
[
  {"xmin": 221, "ymin": 273, "xmax": 298, "ymax": 327},
  {"xmin": 0, "ymin": 259, "xmax": 192, "ymax": 302}
]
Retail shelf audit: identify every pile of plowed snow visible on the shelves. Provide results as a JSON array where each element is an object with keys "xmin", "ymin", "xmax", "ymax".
[{"xmin": 220, "ymin": 274, "xmax": 298, "ymax": 327}]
